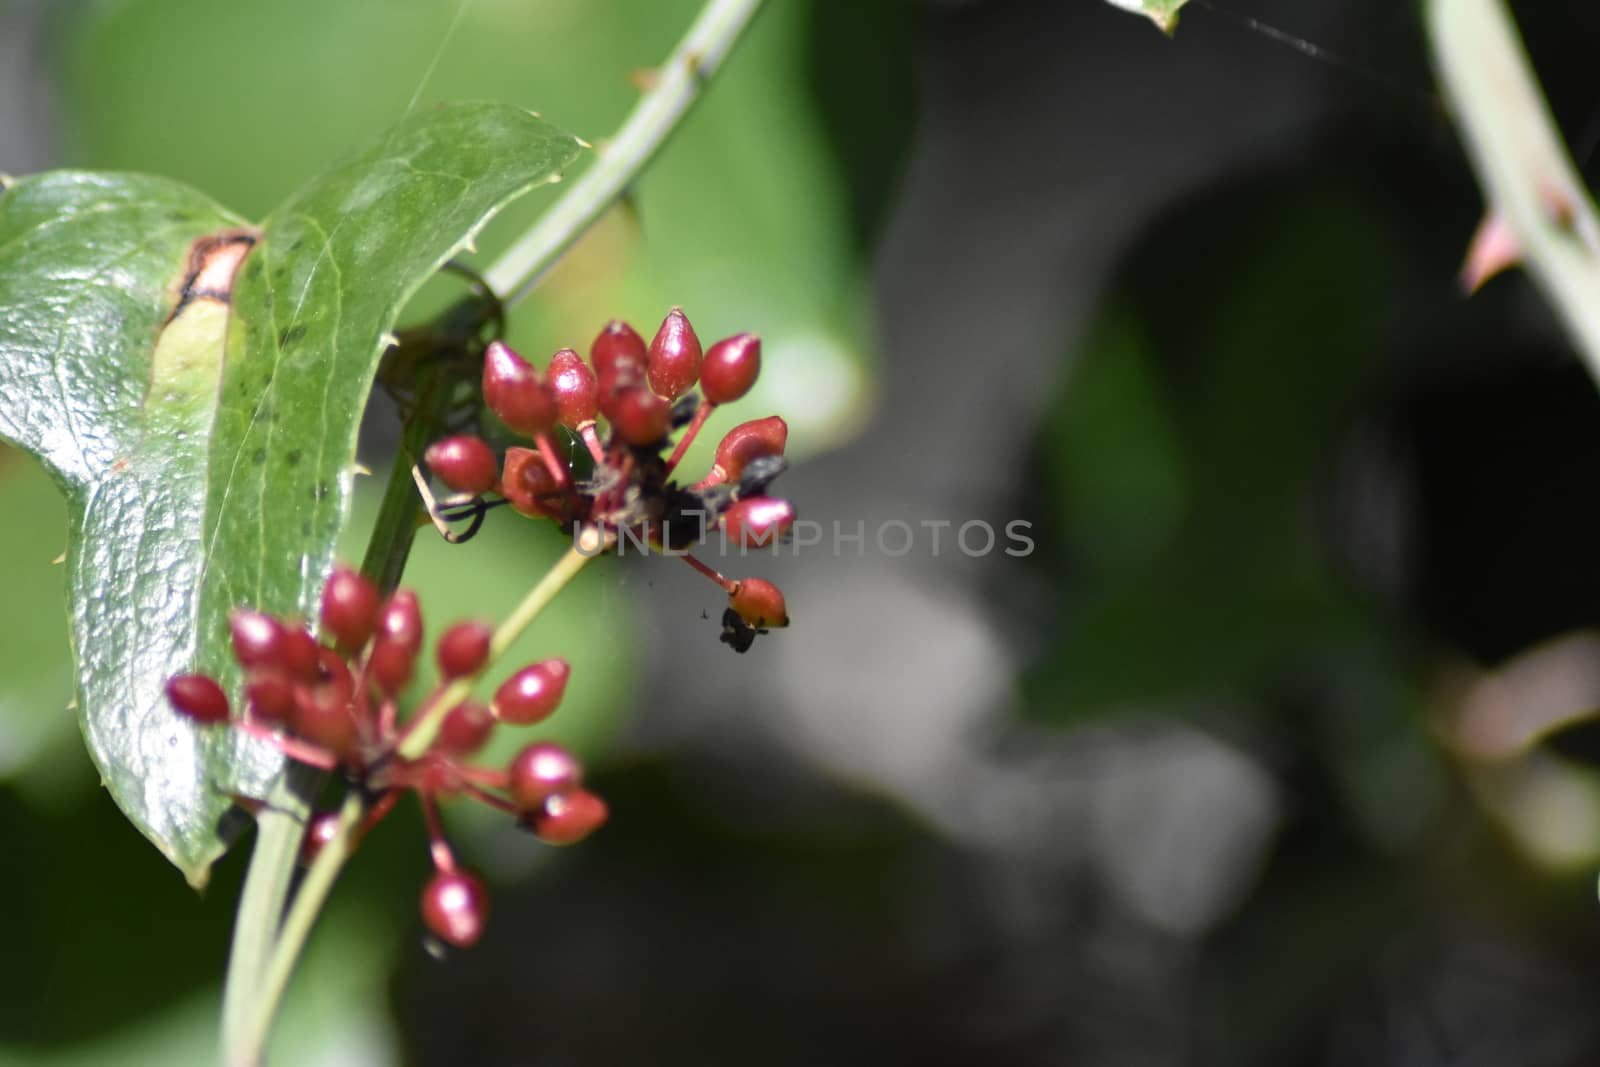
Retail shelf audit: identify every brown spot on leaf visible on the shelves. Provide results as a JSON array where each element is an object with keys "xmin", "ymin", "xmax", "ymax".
[{"xmin": 164, "ymin": 229, "xmax": 258, "ymax": 327}]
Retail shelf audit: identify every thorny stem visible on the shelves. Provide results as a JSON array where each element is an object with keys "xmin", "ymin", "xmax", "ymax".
[
  {"xmin": 482, "ymin": 0, "xmax": 768, "ymax": 305},
  {"xmin": 221, "ymin": 2, "xmax": 764, "ymax": 1059},
  {"xmin": 1427, "ymin": 0, "xmax": 1600, "ymax": 379}
]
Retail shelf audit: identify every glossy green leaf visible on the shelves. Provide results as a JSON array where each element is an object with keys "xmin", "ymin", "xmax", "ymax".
[
  {"xmin": 1104, "ymin": 0, "xmax": 1189, "ymax": 34},
  {"xmin": 0, "ymin": 103, "xmax": 580, "ymax": 884}
]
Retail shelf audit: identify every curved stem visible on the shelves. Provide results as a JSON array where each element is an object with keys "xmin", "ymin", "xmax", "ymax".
[{"xmin": 482, "ymin": 0, "xmax": 768, "ymax": 304}]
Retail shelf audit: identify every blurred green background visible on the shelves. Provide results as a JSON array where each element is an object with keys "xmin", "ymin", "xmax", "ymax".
[{"xmin": 11, "ymin": 0, "xmax": 1600, "ymax": 1064}]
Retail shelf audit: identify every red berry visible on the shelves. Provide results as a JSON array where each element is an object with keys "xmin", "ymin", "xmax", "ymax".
[
  {"xmin": 720, "ymin": 497, "xmax": 797, "ymax": 548},
  {"xmin": 167, "ymin": 674, "xmax": 230, "ymax": 724},
  {"xmin": 437, "ymin": 621, "xmax": 492, "ymax": 680},
  {"xmin": 729, "ymin": 578, "xmax": 790, "ymax": 629},
  {"xmin": 379, "ymin": 590, "xmax": 424, "ymax": 656},
  {"xmin": 319, "ymin": 567, "xmax": 380, "ymax": 652},
  {"xmin": 246, "ymin": 674, "xmax": 295, "ymax": 723},
  {"xmin": 589, "ymin": 319, "xmax": 647, "ymax": 377},
  {"xmin": 608, "ymin": 385, "xmax": 671, "ymax": 446},
  {"xmin": 492, "ymin": 659, "xmax": 570, "ymax": 724},
  {"xmin": 230, "ymin": 611, "xmax": 286, "ymax": 671},
  {"xmin": 420, "ymin": 869, "xmax": 490, "ymax": 948},
  {"xmin": 700, "ymin": 333, "xmax": 761, "ymax": 404},
  {"xmin": 279, "ymin": 628, "xmax": 322, "ymax": 683},
  {"xmin": 368, "ymin": 639, "xmax": 415, "ymax": 697},
  {"xmin": 438, "ymin": 701, "xmax": 495, "ymax": 756},
  {"xmin": 546, "ymin": 348, "xmax": 599, "ymax": 428},
  {"xmin": 289, "ymin": 680, "xmax": 359, "ymax": 759},
  {"xmin": 499, "ymin": 447, "xmax": 565, "ymax": 521},
  {"xmin": 530, "ymin": 788, "xmax": 608, "ymax": 846},
  {"xmin": 712, "ymin": 416, "xmax": 787, "ymax": 483},
  {"xmin": 507, "ymin": 742, "xmax": 582, "ymax": 810},
  {"xmin": 646, "ymin": 308, "xmax": 703, "ymax": 400},
  {"xmin": 483, "ymin": 340, "xmax": 558, "ymax": 437},
  {"xmin": 424, "ymin": 434, "xmax": 499, "ymax": 496}
]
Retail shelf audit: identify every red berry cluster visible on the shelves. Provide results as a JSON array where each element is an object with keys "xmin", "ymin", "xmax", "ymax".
[
  {"xmin": 423, "ymin": 308, "xmax": 793, "ymax": 652},
  {"xmin": 166, "ymin": 567, "xmax": 604, "ymax": 949}
]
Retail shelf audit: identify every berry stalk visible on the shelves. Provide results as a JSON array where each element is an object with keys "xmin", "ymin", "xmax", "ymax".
[{"xmin": 395, "ymin": 529, "xmax": 608, "ymax": 761}]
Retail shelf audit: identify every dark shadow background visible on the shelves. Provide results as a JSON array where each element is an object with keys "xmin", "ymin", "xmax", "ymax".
[{"xmin": 8, "ymin": 0, "xmax": 1600, "ymax": 1064}]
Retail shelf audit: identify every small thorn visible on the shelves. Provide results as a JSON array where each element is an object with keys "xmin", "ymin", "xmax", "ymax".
[
  {"xmin": 353, "ymin": 462, "xmax": 373, "ymax": 477},
  {"xmin": 50, "ymin": 550, "xmax": 66, "ymax": 565},
  {"xmin": 574, "ymin": 135, "xmax": 594, "ymax": 150},
  {"xmin": 380, "ymin": 332, "xmax": 400, "ymax": 349},
  {"xmin": 1461, "ymin": 212, "xmax": 1521, "ymax": 293}
]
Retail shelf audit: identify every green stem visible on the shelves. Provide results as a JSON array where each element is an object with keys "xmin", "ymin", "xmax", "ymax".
[
  {"xmin": 1427, "ymin": 0, "xmax": 1600, "ymax": 380},
  {"xmin": 482, "ymin": 0, "xmax": 768, "ymax": 304},
  {"xmin": 219, "ymin": 770, "xmax": 314, "ymax": 1066},
  {"xmin": 232, "ymin": 791, "xmax": 365, "ymax": 1065}
]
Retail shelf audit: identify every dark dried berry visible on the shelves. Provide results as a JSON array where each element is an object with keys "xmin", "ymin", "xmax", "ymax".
[
  {"xmin": 736, "ymin": 455, "xmax": 788, "ymax": 498},
  {"xmin": 712, "ymin": 416, "xmax": 787, "ymax": 484},
  {"xmin": 167, "ymin": 674, "xmax": 231, "ymax": 724},
  {"xmin": 729, "ymin": 578, "xmax": 789, "ymax": 629},
  {"xmin": 609, "ymin": 386, "xmax": 672, "ymax": 446},
  {"xmin": 425, "ymin": 435, "xmax": 499, "ymax": 496},
  {"xmin": 589, "ymin": 319, "xmax": 647, "ymax": 377},
  {"xmin": 483, "ymin": 340, "xmax": 558, "ymax": 437},
  {"xmin": 720, "ymin": 606, "xmax": 759, "ymax": 653},
  {"xmin": 507, "ymin": 741, "xmax": 582, "ymax": 810},
  {"xmin": 530, "ymin": 788, "xmax": 608, "ymax": 846},
  {"xmin": 700, "ymin": 332, "xmax": 760, "ymax": 404},
  {"xmin": 438, "ymin": 701, "xmax": 495, "ymax": 756},
  {"xmin": 720, "ymin": 496, "xmax": 797, "ymax": 547},
  {"xmin": 546, "ymin": 348, "xmax": 599, "ymax": 429},
  {"xmin": 492, "ymin": 659, "xmax": 570, "ymax": 724},
  {"xmin": 670, "ymin": 392, "xmax": 700, "ymax": 429},
  {"xmin": 647, "ymin": 308, "xmax": 702, "ymax": 400},
  {"xmin": 420, "ymin": 869, "xmax": 490, "ymax": 948},
  {"xmin": 319, "ymin": 567, "xmax": 380, "ymax": 652}
]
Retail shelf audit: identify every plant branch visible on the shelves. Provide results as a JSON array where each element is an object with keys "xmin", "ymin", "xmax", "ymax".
[
  {"xmin": 1427, "ymin": 0, "xmax": 1600, "ymax": 379},
  {"xmin": 219, "ymin": 0, "xmax": 763, "ymax": 1058},
  {"xmin": 482, "ymin": 0, "xmax": 767, "ymax": 304}
]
